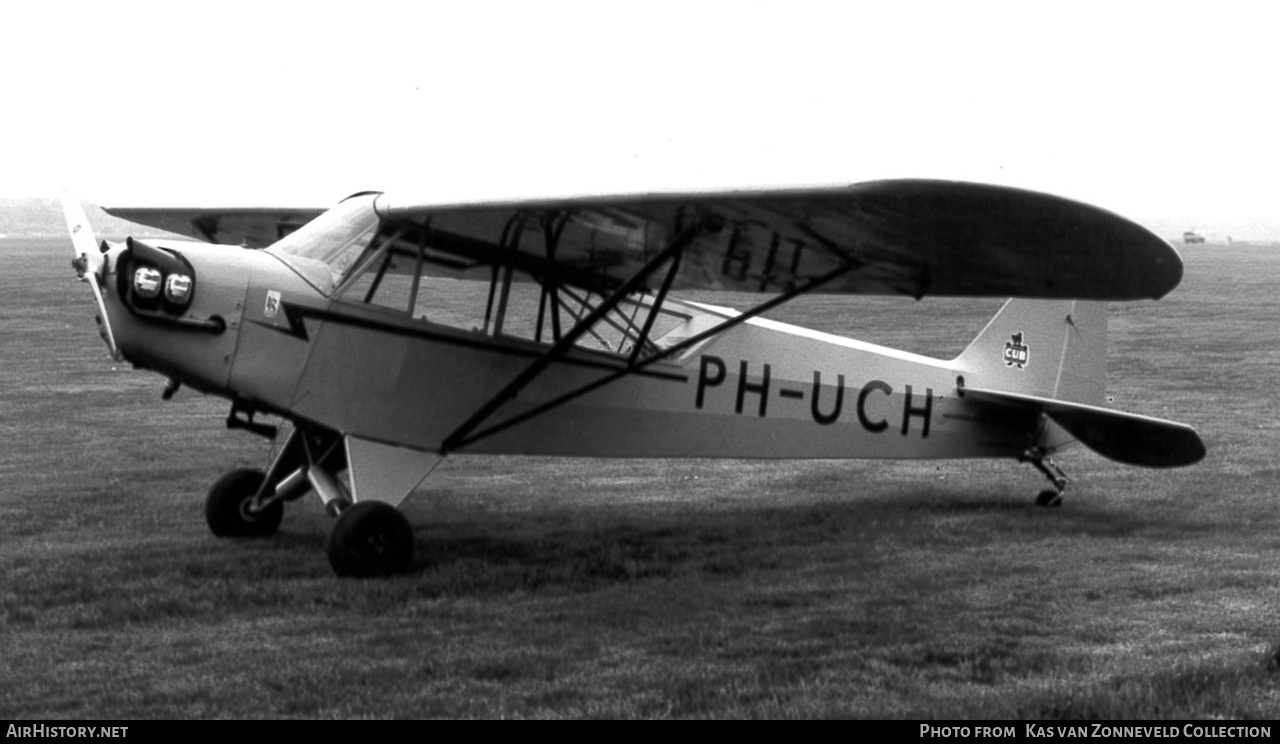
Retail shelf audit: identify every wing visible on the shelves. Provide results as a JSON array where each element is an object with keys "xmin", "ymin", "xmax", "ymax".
[
  {"xmin": 102, "ymin": 205, "xmax": 326, "ymax": 247},
  {"xmin": 963, "ymin": 387, "xmax": 1206, "ymax": 467},
  {"xmin": 374, "ymin": 180, "xmax": 1184, "ymax": 301},
  {"xmin": 106, "ymin": 180, "xmax": 1183, "ymax": 301}
]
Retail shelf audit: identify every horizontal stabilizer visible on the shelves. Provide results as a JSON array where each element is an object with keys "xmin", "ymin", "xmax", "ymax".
[{"xmin": 963, "ymin": 387, "xmax": 1206, "ymax": 467}]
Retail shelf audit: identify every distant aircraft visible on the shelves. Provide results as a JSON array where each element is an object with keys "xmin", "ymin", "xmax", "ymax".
[{"xmin": 62, "ymin": 181, "xmax": 1206, "ymax": 576}]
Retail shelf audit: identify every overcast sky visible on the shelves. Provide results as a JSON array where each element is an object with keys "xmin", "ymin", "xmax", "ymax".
[{"xmin": 4, "ymin": 2, "xmax": 1277, "ymax": 238}]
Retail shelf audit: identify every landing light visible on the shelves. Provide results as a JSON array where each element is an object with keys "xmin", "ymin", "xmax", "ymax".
[
  {"xmin": 133, "ymin": 267, "xmax": 162, "ymax": 298},
  {"xmin": 165, "ymin": 273, "xmax": 193, "ymax": 305}
]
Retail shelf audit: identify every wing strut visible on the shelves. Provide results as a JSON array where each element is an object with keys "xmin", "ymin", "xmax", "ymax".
[
  {"xmin": 629, "ymin": 247, "xmax": 682, "ymax": 365},
  {"xmin": 441, "ymin": 256, "xmax": 855, "ymax": 453},
  {"xmin": 440, "ymin": 219, "xmax": 706, "ymax": 452}
]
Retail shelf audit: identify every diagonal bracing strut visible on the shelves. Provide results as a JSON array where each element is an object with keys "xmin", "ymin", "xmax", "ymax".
[
  {"xmin": 443, "ymin": 262, "xmax": 855, "ymax": 452},
  {"xmin": 440, "ymin": 221, "xmax": 706, "ymax": 453}
]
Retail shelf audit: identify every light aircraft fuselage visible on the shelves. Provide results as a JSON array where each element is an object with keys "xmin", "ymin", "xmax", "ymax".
[{"xmin": 91, "ymin": 237, "xmax": 1056, "ymax": 463}]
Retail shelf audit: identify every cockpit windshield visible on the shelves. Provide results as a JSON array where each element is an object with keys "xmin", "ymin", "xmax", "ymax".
[{"xmin": 267, "ymin": 193, "xmax": 382, "ymax": 292}]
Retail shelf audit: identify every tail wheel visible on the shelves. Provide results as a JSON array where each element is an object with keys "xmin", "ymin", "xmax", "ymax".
[
  {"xmin": 205, "ymin": 468, "xmax": 284, "ymax": 537},
  {"xmin": 1035, "ymin": 489, "xmax": 1063, "ymax": 508},
  {"xmin": 326, "ymin": 501, "xmax": 414, "ymax": 577}
]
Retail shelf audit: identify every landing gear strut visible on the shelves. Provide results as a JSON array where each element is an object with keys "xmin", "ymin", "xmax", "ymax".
[
  {"xmin": 1020, "ymin": 447, "xmax": 1068, "ymax": 507},
  {"xmin": 204, "ymin": 417, "xmax": 416, "ymax": 576}
]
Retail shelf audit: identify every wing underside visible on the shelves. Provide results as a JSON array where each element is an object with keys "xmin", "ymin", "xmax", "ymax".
[
  {"xmin": 102, "ymin": 206, "xmax": 325, "ymax": 248},
  {"xmin": 375, "ymin": 180, "xmax": 1184, "ymax": 301},
  {"xmin": 106, "ymin": 180, "xmax": 1184, "ymax": 301}
]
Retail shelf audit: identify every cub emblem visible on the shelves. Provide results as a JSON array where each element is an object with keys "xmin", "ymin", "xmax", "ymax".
[{"xmin": 1003, "ymin": 332, "xmax": 1029, "ymax": 370}]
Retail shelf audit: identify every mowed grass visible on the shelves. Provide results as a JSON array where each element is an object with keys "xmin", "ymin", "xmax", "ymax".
[{"xmin": 2, "ymin": 237, "xmax": 1279, "ymax": 718}]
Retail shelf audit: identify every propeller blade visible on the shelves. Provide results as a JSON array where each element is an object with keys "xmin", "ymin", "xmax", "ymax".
[{"xmin": 61, "ymin": 193, "xmax": 120, "ymax": 359}]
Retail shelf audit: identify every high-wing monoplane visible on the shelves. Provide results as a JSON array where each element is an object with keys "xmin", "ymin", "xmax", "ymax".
[{"xmin": 62, "ymin": 181, "xmax": 1206, "ymax": 576}]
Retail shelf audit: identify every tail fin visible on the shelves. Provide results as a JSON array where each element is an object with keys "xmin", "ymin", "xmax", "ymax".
[
  {"xmin": 954, "ymin": 299, "xmax": 1206, "ymax": 467},
  {"xmin": 953, "ymin": 299, "xmax": 1105, "ymax": 405}
]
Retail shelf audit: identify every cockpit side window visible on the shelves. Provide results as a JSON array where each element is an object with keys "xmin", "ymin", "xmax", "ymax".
[
  {"xmin": 333, "ymin": 229, "xmax": 424, "ymax": 314},
  {"xmin": 327, "ymin": 216, "xmax": 696, "ymax": 361},
  {"xmin": 269, "ymin": 199, "xmax": 699, "ymax": 361}
]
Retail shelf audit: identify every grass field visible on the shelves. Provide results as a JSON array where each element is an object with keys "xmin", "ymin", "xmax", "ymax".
[{"xmin": 1, "ymin": 236, "xmax": 1278, "ymax": 718}]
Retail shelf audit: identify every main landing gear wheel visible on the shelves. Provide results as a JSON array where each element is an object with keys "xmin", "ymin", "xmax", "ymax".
[
  {"xmin": 206, "ymin": 468, "xmax": 284, "ymax": 537},
  {"xmin": 326, "ymin": 501, "xmax": 414, "ymax": 578}
]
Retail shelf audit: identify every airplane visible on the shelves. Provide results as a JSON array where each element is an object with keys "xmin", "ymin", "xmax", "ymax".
[{"xmin": 61, "ymin": 180, "xmax": 1207, "ymax": 577}]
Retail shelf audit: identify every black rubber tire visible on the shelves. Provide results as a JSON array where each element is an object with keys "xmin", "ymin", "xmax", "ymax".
[
  {"xmin": 326, "ymin": 501, "xmax": 414, "ymax": 577},
  {"xmin": 205, "ymin": 468, "xmax": 284, "ymax": 537},
  {"xmin": 1035, "ymin": 489, "xmax": 1063, "ymax": 508}
]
